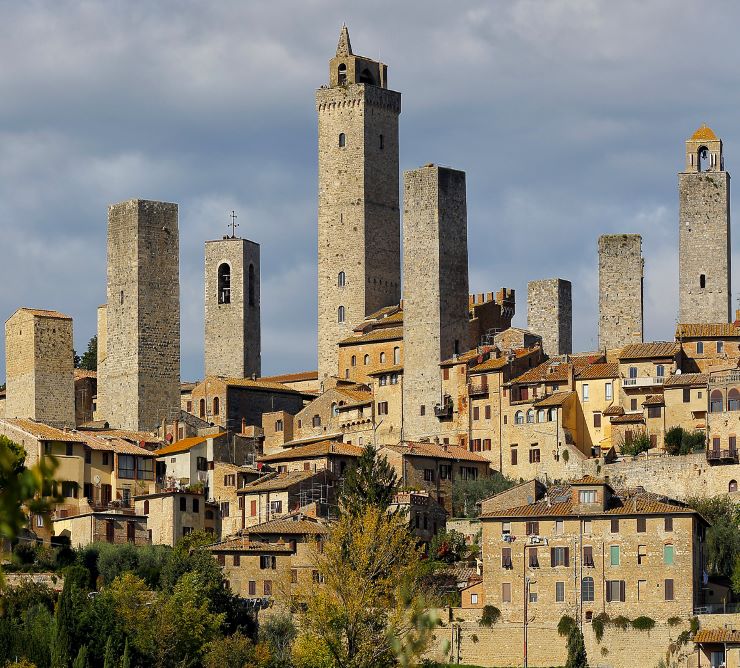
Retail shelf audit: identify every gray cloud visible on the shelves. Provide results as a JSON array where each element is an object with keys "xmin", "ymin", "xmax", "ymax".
[{"xmin": 2, "ymin": 0, "xmax": 740, "ymax": 382}]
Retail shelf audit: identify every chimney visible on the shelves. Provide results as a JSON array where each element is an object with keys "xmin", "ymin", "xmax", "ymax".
[{"xmin": 567, "ymin": 364, "xmax": 575, "ymax": 389}]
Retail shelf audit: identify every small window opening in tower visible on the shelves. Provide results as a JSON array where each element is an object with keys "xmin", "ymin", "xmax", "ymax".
[
  {"xmin": 359, "ymin": 68, "xmax": 374, "ymax": 85},
  {"xmin": 338, "ymin": 133, "xmax": 346, "ymax": 148},
  {"xmin": 120, "ymin": 290, "xmax": 124, "ymax": 305},
  {"xmin": 699, "ymin": 146, "xmax": 711, "ymax": 172},
  {"xmin": 338, "ymin": 305, "xmax": 345, "ymax": 323},
  {"xmin": 337, "ymin": 271, "xmax": 345, "ymax": 287},
  {"xmin": 248, "ymin": 264, "xmax": 255, "ymax": 306},
  {"xmin": 337, "ymin": 63, "xmax": 347, "ymax": 85},
  {"xmin": 379, "ymin": 134, "xmax": 384, "ymax": 150},
  {"xmin": 218, "ymin": 263, "xmax": 231, "ymax": 304},
  {"xmin": 700, "ymin": 274, "xmax": 706, "ymax": 289},
  {"xmin": 454, "ymin": 339, "xmax": 460, "ymax": 355}
]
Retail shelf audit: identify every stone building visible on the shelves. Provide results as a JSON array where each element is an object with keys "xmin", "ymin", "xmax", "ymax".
[
  {"xmin": 53, "ymin": 510, "xmax": 149, "ymax": 548},
  {"xmin": 5, "ymin": 308, "xmax": 75, "ymax": 428},
  {"xmin": 527, "ymin": 279, "xmax": 572, "ymax": 356},
  {"xmin": 204, "ymin": 235, "xmax": 261, "ymax": 378},
  {"xmin": 679, "ymin": 125, "xmax": 731, "ymax": 324},
  {"xmin": 134, "ymin": 491, "xmax": 219, "ymax": 546},
  {"xmin": 316, "ymin": 26, "xmax": 401, "ymax": 382},
  {"xmin": 598, "ymin": 234, "xmax": 644, "ymax": 351},
  {"xmin": 402, "ymin": 165, "xmax": 470, "ymax": 442},
  {"xmin": 480, "ymin": 476, "xmax": 708, "ymax": 624},
  {"xmin": 676, "ymin": 320, "xmax": 740, "ymax": 373},
  {"xmin": 97, "ymin": 199, "xmax": 180, "ymax": 432}
]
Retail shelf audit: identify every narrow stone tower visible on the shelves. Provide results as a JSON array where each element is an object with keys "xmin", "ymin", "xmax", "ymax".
[
  {"xmin": 679, "ymin": 125, "xmax": 731, "ymax": 323},
  {"xmin": 527, "ymin": 278, "xmax": 572, "ymax": 356},
  {"xmin": 204, "ymin": 235, "xmax": 261, "ymax": 379},
  {"xmin": 97, "ymin": 199, "xmax": 180, "ymax": 432},
  {"xmin": 402, "ymin": 165, "xmax": 470, "ymax": 442},
  {"xmin": 5, "ymin": 308, "xmax": 75, "ymax": 428},
  {"xmin": 316, "ymin": 25, "xmax": 402, "ymax": 383},
  {"xmin": 598, "ymin": 234, "xmax": 644, "ymax": 351}
]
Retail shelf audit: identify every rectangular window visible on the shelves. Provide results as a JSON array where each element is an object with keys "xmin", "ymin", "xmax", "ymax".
[
  {"xmin": 118, "ymin": 455, "xmax": 135, "ymax": 479},
  {"xmin": 85, "ymin": 448, "xmax": 91, "ymax": 464},
  {"xmin": 665, "ymin": 578, "xmax": 674, "ymax": 601},
  {"xmin": 511, "ymin": 448, "xmax": 518, "ymax": 465},
  {"xmin": 529, "ymin": 448, "xmax": 540, "ymax": 463},
  {"xmin": 137, "ymin": 457, "xmax": 154, "ymax": 480},
  {"xmin": 443, "ymin": 367, "xmax": 450, "ymax": 381},
  {"xmin": 423, "ymin": 469, "xmax": 434, "ymax": 482},
  {"xmin": 179, "ymin": 496, "xmax": 186, "ymax": 511},
  {"xmin": 593, "ymin": 412, "xmax": 602, "ymax": 428},
  {"xmin": 664, "ymin": 545, "xmax": 674, "ymax": 565},
  {"xmin": 638, "ymin": 544, "xmax": 647, "ymax": 565},
  {"xmin": 555, "ymin": 581, "xmax": 565, "ymax": 603},
  {"xmin": 581, "ymin": 577, "xmax": 595, "ymax": 602},
  {"xmin": 485, "ymin": 405, "xmax": 491, "ymax": 420},
  {"xmin": 217, "ymin": 553, "xmax": 225, "ymax": 566},
  {"xmin": 529, "ymin": 548, "xmax": 539, "ymax": 568},
  {"xmin": 630, "ymin": 398, "xmax": 638, "ymax": 411},
  {"xmin": 551, "ymin": 546, "xmax": 569, "ymax": 567},
  {"xmin": 718, "ymin": 341, "xmax": 724, "ymax": 354},
  {"xmin": 502, "ymin": 521, "xmax": 511, "ymax": 535},
  {"xmin": 502, "ymin": 582, "xmax": 511, "ymax": 603},
  {"xmin": 648, "ymin": 406, "xmax": 661, "ymax": 419},
  {"xmin": 264, "ymin": 581, "xmax": 272, "ymax": 596},
  {"xmin": 220, "ymin": 501, "xmax": 230, "ymax": 518},
  {"xmin": 583, "ymin": 546, "xmax": 594, "ymax": 567},
  {"xmin": 192, "ymin": 498, "xmax": 200, "ymax": 513},
  {"xmin": 420, "ymin": 405, "xmax": 425, "ymax": 416},
  {"xmin": 270, "ymin": 500, "xmax": 282, "ymax": 515},
  {"xmin": 697, "ymin": 341, "xmax": 704, "ymax": 354},
  {"xmin": 483, "ymin": 438, "xmax": 491, "ymax": 451},
  {"xmin": 606, "ymin": 580, "xmax": 625, "ymax": 602},
  {"xmin": 196, "ymin": 457, "xmax": 207, "ymax": 471},
  {"xmin": 610, "ymin": 545, "xmax": 620, "ymax": 566},
  {"xmin": 683, "ymin": 388, "xmax": 691, "ymax": 403},
  {"xmin": 582, "ymin": 519, "xmax": 592, "ymax": 534},
  {"xmin": 233, "ymin": 554, "xmax": 240, "ymax": 566},
  {"xmin": 439, "ymin": 464, "xmax": 452, "ymax": 480},
  {"xmin": 471, "ymin": 593, "xmax": 478, "ymax": 605},
  {"xmin": 127, "ymin": 521, "xmax": 135, "ymax": 543},
  {"xmin": 579, "ymin": 490, "xmax": 597, "ymax": 504},
  {"xmin": 106, "ymin": 519, "xmax": 114, "ymax": 543},
  {"xmin": 637, "ymin": 579, "xmax": 646, "ymax": 601},
  {"xmin": 611, "ymin": 518, "xmax": 619, "ymax": 533},
  {"xmin": 502, "ymin": 547, "xmax": 512, "ymax": 568},
  {"xmin": 260, "ymin": 555, "xmax": 277, "ymax": 570},
  {"xmin": 102, "ymin": 452, "xmax": 109, "ymax": 466},
  {"xmin": 473, "ymin": 406, "xmax": 480, "ymax": 421},
  {"xmin": 248, "ymin": 581, "xmax": 256, "ymax": 596},
  {"xmin": 637, "ymin": 517, "xmax": 647, "ymax": 533},
  {"xmin": 291, "ymin": 569, "xmax": 297, "ymax": 584},
  {"xmin": 186, "ymin": 401, "xmax": 193, "ymax": 413},
  {"xmin": 377, "ymin": 401, "xmax": 388, "ymax": 415},
  {"xmin": 665, "ymin": 517, "xmax": 673, "ymax": 532},
  {"xmin": 66, "ymin": 443, "xmax": 74, "ymax": 457},
  {"xmin": 582, "ymin": 383, "xmax": 589, "ymax": 401},
  {"xmin": 605, "ymin": 382, "xmax": 613, "ymax": 400},
  {"xmin": 526, "ymin": 521, "xmax": 540, "ymax": 536},
  {"xmin": 250, "ymin": 500, "xmax": 257, "ymax": 517},
  {"xmin": 554, "ymin": 519, "xmax": 564, "ymax": 535}
]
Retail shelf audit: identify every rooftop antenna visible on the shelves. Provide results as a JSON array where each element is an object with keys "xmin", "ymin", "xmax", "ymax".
[{"xmin": 228, "ymin": 210, "xmax": 239, "ymax": 239}]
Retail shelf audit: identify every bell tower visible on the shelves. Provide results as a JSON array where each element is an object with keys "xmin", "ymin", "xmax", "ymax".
[
  {"xmin": 678, "ymin": 125, "xmax": 731, "ymax": 323},
  {"xmin": 316, "ymin": 25, "xmax": 401, "ymax": 382}
]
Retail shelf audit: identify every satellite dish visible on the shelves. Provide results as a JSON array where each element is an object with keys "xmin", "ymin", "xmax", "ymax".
[{"xmin": 94, "ymin": 474, "xmax": 101, "ymax": 486}]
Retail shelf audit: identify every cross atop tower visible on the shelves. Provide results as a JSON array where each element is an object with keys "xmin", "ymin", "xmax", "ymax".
[{"xmin": 228, "ymin": 210, "xmax": 239, "ymax": 238}]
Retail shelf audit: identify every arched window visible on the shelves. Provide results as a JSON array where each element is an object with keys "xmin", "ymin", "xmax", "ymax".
[
  {"xmin": 515, "ymin": 411, "xmax": 524, "ymax": 425},
  {"xmin": 338, "ymin": 306, "xmax": 345, "ymax": 323},
  {"xmin": 581, "ymin": 577, "xmax": 595, "ymax": 602},
  {"xmin": 729, "ymin": 389, "xmax": 740, "ymax": 411},
  {"xmin": 312, "ymin": 415, "xmax": 321, "ymax": 427},
  {"xmin": 699, "ymin": 146, "xmax": 710, "ymax": 172},
  {"xmin": 338, "ymin": 133, "xmax": 346, "ymax": 148},
  {"xmin": 213, "ymin": 397, "xmax": 219, "ymax": 416},
  {"xmin": 337, "ymin": 271, "xmax": 345, "ymax": 287},
  {"xmin": 351, "ymin": 355, "xmax": 357, "ymax": 367},
  {"xmin": 710, "ymin": 389, "xmax": 724, "ymax": 413},
  {"xmin": 393, "ymin": 347, "xmax": 400, "ymax": 365},
  {"xmin": 218, "ymin": 263, "xmax": 231, "ymax": 304},
  {"xmin": 199, "ymin": 399, "xmax": 206, "ymax": 418},
  {"xmin": 700, "ymin": 274, "xmax": 706, "ymax": 289},
  {"xmin": 380, "ymin": 352, "xmax": 386, "ymax": 364},
  {"xmin": 364, "ymin": 354, "xmax": 370, "ymax": 365},
  {"xmin": 656, "ymin": 365, "xmax": 665, "ymax": 378},
  {"xmin": 537, "ymin": 409, "xmax": 546, "ymax": 423},
  {"xmin": 248, "ymin": 264, "xmax": 255, "ymax": 307},
  {"xmin": 730, "ymin": 480, "xmax": 738, "ymax": 493},
  {"xmin": 337, "ymin": 63, "xmax": 347, "ymax": 85},
  {"xmin": 526, "ymin": 409, "xmax": 535, "ymax": 424}
]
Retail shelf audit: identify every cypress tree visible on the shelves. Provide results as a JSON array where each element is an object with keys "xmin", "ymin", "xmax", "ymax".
[
  {"xmin": 565, "ymin": 626, "xmax": 588, "ymax": 668},
  {"xmin": 103, "ymin": 637, "xmax": 115, "ymax": 668},
  {"xmin": 72, "ymin": 645, "xmax": 88, "ymax": 668},
  {"xmin": 339, "ymin": 443, "xmax": 398, "ymax": 516},
  {"xmin": 51, "ymin": 580, "xmax": 74, "ymax": 668},
  {"xmin": 120, "ymin": 639, "xmax": 131, "ymax": 668}
]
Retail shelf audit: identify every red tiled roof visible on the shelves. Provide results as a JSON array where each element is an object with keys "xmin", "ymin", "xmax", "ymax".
[
  {"xmin": 642, "ymin": 395, "xmax": 665, "ymax": 406},
  {"xmin": 663, "ymin": 373, "xmax": 708, "ymax": 387},
  {"xmin": 570, "ymin": 475, "xmax": 608, "ymax": 486},
  {"xmin": 155, "ymin": 433, "xmax": 225, "ymax": 457},
  {"xmin": 258, "ymin": 441, "xmax": 363, "ymax": 463},
  {"xmin": 618, "ymin": 342, "xmax": 678, "ymax": 360},
  {"xmin": 694, "ymin": 629, "xmax": 740, "ymax": 644},
  {"xmin": 238, "ymin": 470, "xmax": 319, "ymax": 493},
  {"xmin": 384, "ymin": 442, "xmax": 490, "ymax": 463},
  {"xmin": 338, "ymin": 326, "xmax": 403, "ymax": 346},
  {"xmin": 243, "ymin": 517, "xmax": 329, "ymax": 536},
  {"xmin": 677, "ymin": 323, "xmax": 740, "ymax": 339},
  {"xmin": 603, "ymin": 405, "xmax": 624, "ymax": 416},
  {"xmin": 1, "ymin": 418, "xmax": 87, "ymax": 442},
  {"xmin": 207, "ymin": 537, "xmax": 294, "ymax": 553},
  {"xmin": 576, "ymin": 363, "xmax": 620, "ymax": 380},
  {"xmin": 533, "ymin": 391, "xmax": 574, "ymax": 408},
  {"xmin": 259, "ymin": 370, "xmax": 319, "ymax": 383},
  {"xmin": 610, "ymin": 414, "xmax": 645, "ymax": 424},
  {"xmin": 11, "ymin": 308, "xmax": 72, "ymax": 320}
]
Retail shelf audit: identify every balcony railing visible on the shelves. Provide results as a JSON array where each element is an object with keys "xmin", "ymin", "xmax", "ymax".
[
  {"xmin": 622, "ymin": 376, "xmax": 666, "ymax": 388},
  {"xmin": 706, "ymin": 448, "xmax": 739, "ymax": 463},
  {"xmin": 434, "ymin": 397, "xmax": 453, "ymax": 419},
  {"xmin": 468, "ymin": 382, "xmax": 489, "ymax": 397}
]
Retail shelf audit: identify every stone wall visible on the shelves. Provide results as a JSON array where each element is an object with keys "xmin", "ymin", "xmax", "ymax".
[
  {"xmin": 98, "ymin": 199, "xmax": 180, "ymax": 432},
  {"xmin": 527, "ymin": 278, "xmax": 572, "ymax": 356},
  {"xmin": 402, "ymin": 165, "xmax": 470, "ymax": 442},
  {"xmin": 5, "ymin": 309, "xmax": 75, "ymax": 428},
  {"xmin": 204, "ymin": 237, "xmax": 261, "ymax": 378},
  {"xmin": 598, "ymin": 234, "xmax": 644, "ymax": 351},
  {"xmin": 316, "ymin": 74, "xmax": 401, "ymax": 382}
]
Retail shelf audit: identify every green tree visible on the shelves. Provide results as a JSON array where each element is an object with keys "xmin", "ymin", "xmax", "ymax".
[
  {"xmin": 665, "ymin": 427, "xmax": 705, "ymax": 455},
  {"xmin": 688, "ymin": 496, "xmax": 740, "ymax": 577},
  {"xmin": 452, "ymin": 472, "xmax": 517, "ymax": 517},
  {"xmin": 79, "ymin": 336, "xmax": 97, "ymax": 371},
  {"xmin": 259, "ymin": 614, "xmax": 296, "ymax": 668},
  {"xmin": 429, "ymin": 529, "xmax": 467, "ymax": 564},
  {"xmin": 50, "ymin": 579, "xmax": 75, "ymax": 668},
  {"xmin": 72, "ymin": 645, "xmax": 88, "ymax": 668},
  {"xmin": 565, "ymin": 626, "xmax": 588, "ymax": 668},
  {"xmin": 339, "ymin": 444, "xmax": 398, "ymax": 516},
  {"xmin": 620, "ymin": 429, "xmax": 652, "ymax": 456},
  {"xmin": 102, "ymin": 637, "xmax": 115, "ymax": 668},
  {"xmin": 120, "ymin": 639, "xmax": 131, "ymax": 668},
  {"xmin": 203, "ymin": 632, "xmax": 269, "ymax": 668}
]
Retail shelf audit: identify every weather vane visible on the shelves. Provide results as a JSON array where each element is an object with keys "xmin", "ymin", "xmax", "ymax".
[{"xmin": 228, "ymin": 210, "xmax": 239, "ymax": 238}]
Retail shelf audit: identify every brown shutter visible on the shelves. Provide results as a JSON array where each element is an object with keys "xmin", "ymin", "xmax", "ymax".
[
  {"xmin": 564, "ymin": 547, "xmax": 570, "ymax": 567},
  {"xmin": 620, "ymin": 580, "xmax": 626, "ymax": 602},
  {"xmin": 606, "ymin": 582, "xmax": 612, "ymax": 602},
  {"xmin": 550, "ymin": 547, "xmax": 556, "ymax": 565},
  {"xmin": 665, "ymin": 579, "xmax": 674, "ymax": 600}
]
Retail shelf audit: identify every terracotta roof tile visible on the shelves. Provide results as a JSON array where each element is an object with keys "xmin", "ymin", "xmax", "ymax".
[
  {"xmin": 676, "ymin": 323, "xmax": 740, "ymax": 338},
  {"xmin": 618, "ymin": 342, "xmax": 679, "ymax": 360},
  {"xmin": 12, "ymin": 308, "xmax": 72, "ymax": 320},
  {"xmin": 603, "ymin": 405, "xmax": 624, "ymax": 416},
  {"xmin": 335, "ymin": 387, "xmax": 373, "ymax": 403},
  {"xmin": 258, "ymin": 441, "xmax": 363, "ymax": 463},
  {"xmin": 1, "ymin": 418, "xmax": 87, "ymax": 442},
  {"xmin": 663, "ymin": 373, "xmax": 708, "ymax": 387},
  {"xmin": 367, "ymin": 364, "xmax": 403, "ymax": 376},
  {"xmin": 259, "ymin": 370, "xmax": 319, "ymax": 383},
  {"xmin": 384, "ymin": 442, "xmax": 490, "ymax": 463},
  {"xmin": 533, "ymin": 391, "xmax": 574, "ymax": 408},
  {"xmin": 470, "ymin": 347, "xmax": 539, "ymax": 373},
  {"xmin": 93, "ymin": 429, "xmax": 162, "ymax": 444},
  {"xmin": 570, "ymin": 475, "xmax": 608, "ymax": 485},
  {"xmin": 238, "ymin": 470, "xmax": 319, "ymax": 493},
  {"xmin": 513, "ymin": 361, "xmax": 571, "ymax": 384},
  {"xmin": 576, "ymin": 363, "xmax": 620, "ymax": 380},
  {"xmin": 642, "ymin": 394, "xmax": 665, "ymax": 406},
  {"xmin": 693, "ymin": 629, "xmax": 740, "ymax": 644},
  {"xmin": 440, "ymin": 348, "xmax": 490, "ymax": 367},
  {"xmin": 690, "ymin": 124, "xmax": 718, "ymax": 141},
  {"xmin": 156, "ymin": 433, "xmax": 226, "ymax": 457},
  {"xmin": 83, "ymin": 435, "xmax": 154, "ymax": 456},
  {"xmin": 243, "ymin": 517, "xmax": 329, "ymax": 536},
  {"xmin": 610, "ymin": 414, "xmax": 645, "ymax": 424},
  {"xmin": 338, "ymin": 326, "xmax": 403, "ymax": 346},
  {"xmin": 223, "ymin": 378, "xmax": 301, "ymax": 393},
  {"xmin": 207, "ymin": 537, "xmax": 294, "ymax": 553}
]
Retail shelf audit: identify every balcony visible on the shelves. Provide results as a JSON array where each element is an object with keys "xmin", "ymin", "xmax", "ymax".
[
  {"xmin": 434, "ymin": 396, "xmax": 453, "ymax": 420},
  {"xmin": 622, "ymin": 376, "xmax": 666, "ymax": 388},
  {"xmin": 706, "ymin": 448, "xmax": 739, "ymax": 464},
  {"xmin": 468, "ymin": 381, "xmax": 489, "ymax": 398}
]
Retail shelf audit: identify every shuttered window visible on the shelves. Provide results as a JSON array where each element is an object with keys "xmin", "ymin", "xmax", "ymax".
[
  {"xmin": 502, "ymin": 547, "xmax": 512, "ymax": 568},
  {"xmin": 665, "ymin": 579, "xmax": 674, "ymax": 601},
  {"xmin": 582, "ymin": 546, "xmax": 594, "ymax": 567},
  {"xmin": 606, "ymin": 580, "xmax": 626, "ymax": 602},
  {"xmin": 551, "ymin": 547, "xmax": 570, "ymax": 567},
  {"xmin": 502, "ymin": 582, "xmax": 511, "ymax": 603}
]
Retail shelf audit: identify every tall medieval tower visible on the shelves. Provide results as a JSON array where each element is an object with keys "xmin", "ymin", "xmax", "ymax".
[
  {"xmin": 527, "ymin": 278, "xmax": 572, "ymax": 356},
  {"xmin": 679, "ymin": 125, "xmax": 731, "ymax": 323},
  {"xmin": 316, "ymin": 26, "xmax": 401, "ymax": 383},
  {"xmin": 97, "ymin": 199, "xmax": 181, "ymax": 432},
  {"xmin": 204, "ymin": 235, "xmax": 261, "ymax": 378}
]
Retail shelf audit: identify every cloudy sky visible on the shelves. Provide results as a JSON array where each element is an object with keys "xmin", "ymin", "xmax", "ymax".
[{"xmin": 2, "ymin": 0, "xmax": 740, "ymax": 381}]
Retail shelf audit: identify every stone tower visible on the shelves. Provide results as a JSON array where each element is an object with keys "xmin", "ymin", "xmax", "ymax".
[
  {"xmin": 402, "ymin": 165, "xmax": 470, "ymax": 442},
  {"xmin": 316, "ymin": 25, "xmax": 401, "ymax": 383},
  {"xmin": 679, "ymin": 125, "xmax": 731, "ymax": 323},
  {"xmin": 204, "ymin": 235, "xmax": 261, "ymax": 378},
  {"xmin": 527, "ymin": 278, "xmax": 572, "ymax": 356},
  {"xmin": 598, "ymin": 234, "xmax": 644, "ymax": 351},
  {"xmin": 97, "ymin": 199, "xmax": 180, "ymax": 432},
  {"xmin": 4, "ymin": 308, "xmax": 75, "ymax": 428}
]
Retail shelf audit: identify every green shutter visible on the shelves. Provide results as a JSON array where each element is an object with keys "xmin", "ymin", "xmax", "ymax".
[
  {"xmin": 610, "ymin": 545, "xmax": 620, "ymax": 566},
  {"xmin": 664, "ymin": 545, "xmax": 674, "ymax": 565}
]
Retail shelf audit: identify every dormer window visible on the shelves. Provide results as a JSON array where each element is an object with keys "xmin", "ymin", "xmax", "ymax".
[{"xmin": 579, "ymin": 490, "xmax": 597, "ymax": 504}]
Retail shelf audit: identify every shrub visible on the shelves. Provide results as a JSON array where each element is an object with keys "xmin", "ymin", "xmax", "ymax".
[
  {"xmin": 665, "ymin": 427, "xmax": 706, "ymax": 455},
  {"xmin": 611, "ymin": 615, "xmax": 630, "ymax": 630},
  {"xmin": 676, "ymin": 630, "xmax": 691, "ymax": 647},
  {"xmin": 429, "ymin": 530, "xmax": 467, "ymax": 564},
  {"xmin": 479, "ymin": 605, "xmax": 500, "ymax": 627},
  {"xmin": 667, "ymin": 616, "xmax": 682, "ymax": 627},
  {"xmin": 621, "ymin": 429, "xmax": 652, "ymax": 456},
  {"xmin": 690, "ymin": 617, "xmax": 700, "ymax": 634},
  {"xmin": 632, "ymin": 616, "xmax": 656, "ymax": 631},
  {"xmin": 592, "ymin": 613, "xmax": 609, "ymax": 642},
  {"xmin": 12, "ymin": 542, "xmax": 37, "ymax": 566},
  {"xmin": 565, "ymin": 626, "xmax": 588, "ymax": 668},
  {"xmin": 562, "ymin": 449, "xmax": 570, "ymax": 463},
  {"xmin": 557, "ymin": 615, "xmax": 577, "ymax": 637}
]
